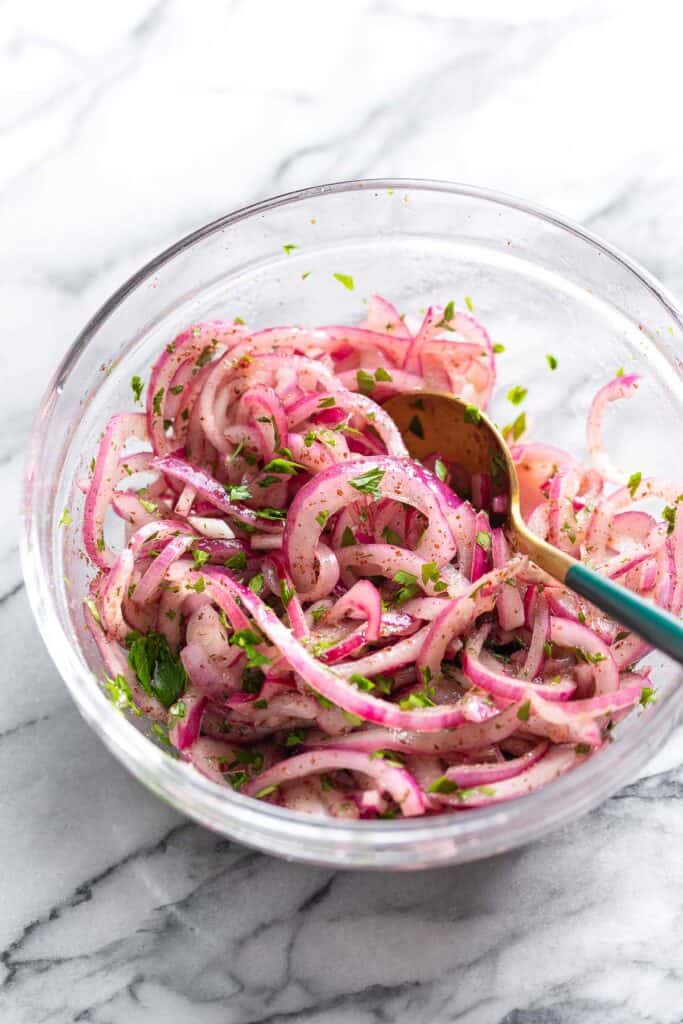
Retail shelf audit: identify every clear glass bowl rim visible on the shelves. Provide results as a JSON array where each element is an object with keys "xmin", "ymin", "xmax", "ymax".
[{"xmin": 21, "ymin": 177, "xmax": 683, "ymax": 867}]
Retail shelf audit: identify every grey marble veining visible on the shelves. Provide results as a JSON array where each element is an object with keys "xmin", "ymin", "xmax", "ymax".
[{"xmin": 3, "ymin": 1, "xmax": 683, "ymax": 1021}]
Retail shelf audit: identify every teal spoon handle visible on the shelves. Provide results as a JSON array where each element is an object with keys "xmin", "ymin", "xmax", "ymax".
[{"xmin": 565, "ymin": 563, "xmax": 683, "ymax": 664}]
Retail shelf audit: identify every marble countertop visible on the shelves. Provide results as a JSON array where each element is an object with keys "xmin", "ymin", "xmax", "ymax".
[{"xmin": 3, "ymin": 1, "xmax": 683, "ymax": 1020}]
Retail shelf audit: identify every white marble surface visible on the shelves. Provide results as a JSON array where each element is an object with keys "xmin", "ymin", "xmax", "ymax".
[{"xmin": 4, "ymin": 1, "xmax": 683, "ymax": 1020}]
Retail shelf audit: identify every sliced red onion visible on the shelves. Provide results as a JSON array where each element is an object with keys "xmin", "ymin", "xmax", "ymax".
[
  {"xmin": 85, "ymin": 299, "xmax": 662, "ymax": 819},
  {"xmin": 284, "ymin": 456, "xmax": 456, "ymax": 592},
  {"xmin": 243, "ymin": 748, "xmax": 426, "ymax": 816}
]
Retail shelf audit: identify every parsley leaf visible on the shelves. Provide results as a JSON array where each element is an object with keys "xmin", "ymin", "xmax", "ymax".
[
  {"xmin": 333, "ymin": 272, "xmax": 355, "ymax": 291},
  {"xmin": 255, "ymin": 507, "xmax": 287, "ymax": 520},
  {"xmin": 131, "ymin": 376, "xmax": 144, "ymax": 403},
  {"xmin": 192, "ymin": 548, "xmax": 210, "ymax": 569},
  {"xmin": 428, "ymin": 776, "xmax": 458, "ymax": 794},
  {"xmin": 350, "ymin": 673, "xmax": 375, "ymax": 691},
  {"xmin": 504, "ymin": 411, "xmax": 526, "ymax": 441},
  {"xmin": 227, "ymin": 483, "xmax": 251, "ymax": 502},
  {"xmin": 663, "ymin": 505, "xmax": 677, "ymax": 534},
  {"xmin": 126, "ymin": 632, "xmax": 187, "ymax": 708},
  {"xmin": 507, "ymin": 385, "xmax": 527, "ymax": 405},
  {"xmin": 225, "ymin": 551, "xmax": 248, "ymax": 571},
  {"xmin": 256, "ymin": 785, "xmax": 278, "ymax": 798},
  {"xmin": 517, "ymin": 699, "xmax": 531, "ymax": 722},
  {"xmin": 248, "ymin": 573, "xmax": 264, "ymax": 594},
  {"xmin": 393, "ymin": 570, "xmax": 417, "ymax": 586},
  {"xmin": 104, "ymin": 673, "xmax": 143, "ymax": 716},
  {"xmin": 399, "ymin": 690, "xmax": 435, "ymax": 710},
  {"xmin": 356, "ymin": 369, "xmax": 376, "ymax": 395},
  {"xmin": 627, "ymin": 471, "xmax": 641, "ymax": 498},
  {"xmin": 349, "ymin": 468, "xmax": 385, "ymax": 495},
  {"xmin": 152, "ymin": 388, "xmax": 164, "ymax": 416}
]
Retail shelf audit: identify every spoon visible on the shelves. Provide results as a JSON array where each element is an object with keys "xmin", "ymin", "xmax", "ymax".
[{"xmin": 384, "ymin": 389, "xmax": 683, "ymax": 664}]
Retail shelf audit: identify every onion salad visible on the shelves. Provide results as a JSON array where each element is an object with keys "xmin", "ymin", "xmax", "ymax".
[{"xmin": 76, "ymin": 296, "xmax": 673, "ymax": 820}]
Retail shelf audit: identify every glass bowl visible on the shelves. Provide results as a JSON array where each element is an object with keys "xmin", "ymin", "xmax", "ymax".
[{"xmin": 22, "ymin": 179, "xmax": 683, "ymax": 869}]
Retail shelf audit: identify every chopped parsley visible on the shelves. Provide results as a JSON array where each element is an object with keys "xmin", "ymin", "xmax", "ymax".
[
  {"xmin": 262, "ymin": 457, "xmax": 303, "ymax": 476},
  {"xmin": 138, "ymin": 497, "xmax": 158, "ymax": 515},
  {"xmin": 315, "ymin": 509, "xmax": 330, "ymax": 528},
  {"xmin": 285, "ymin": 729, "xmax": 306, "ymax": 747},
  {"xmin": 282, "ymin": 243, "xmax": 298, "ymax": 255},
  {"xmin": 126, "ymin": 631, "xmax": 187, "ymax": 708},
  {"xmin": 225, "ymin": 551, "xmax": 248, "ymax": 571},
  {"xmin": 256, "ymin": 785, "xmax": 278, "ymax": 798},
  {"xmin": 350, "ymin": 673, "xmax": 375, "ymax": 691},
  {"xmin": 58, "ymin": 508, "xmax": 72, "ymax": 527},
  {"xmin": 493, "ymin": 343, "xmax": 506, "ymax": 354},
  {"xmin": 370, "ymin": 749, "xmax": 404, "ymax": 766},
  {"xmin": 504, "ymin": 411, "xmax": 526, "ymax": 441},
  {"xmin": 356, "ymin": 369, "xmax": 376, "ymax": 395},
  {"xmin": 227, "ymin": 483, "xmax": 251, "ymax": 502},
  {"xmin": 349, "ymin": 467, "xmax": 385, "ymax": 495},
  {"xmin": 393, "ymin": 570, "xmax": 417, "ymax": 586},
  {"xmin": 574, "ymin": 648, "xmax": 606, "ymax": 665},
  {"xmin": 421, "ymin": 562, "xmax": 440, "ymax": 585},
  {"xmin": 280, "ymin": 579, "xmax": 296, "ymax": 606},
  {"xmin": 248, "ymin": 573, "xmax": 264, "ymax": 594},
  {"xmin": 475, "ymin": 531, "xmax": 492, "ymax": 550},
  {"xmin": 434, "ymin": 458, "xmax": 447, "ymax": 482},
  {"xmin": 507, "ymin": 385, "xmax": 528, "ymax": 406},
  {"xmin": 427, "ymin": 776, "xmax": 458, "ymax": 794},
  {"xmin": 546, "ymin": 354, "xmax": 558, "ymax": 370},
  {"xmin": 382, "ymin": 525, "xmax": 403, "ymax": 546},
  {"xmin": 251, "ymin": 508, "xmax": 284, "ymax": 522},
  {"xmin": 186, "ymin": 576, "xmax": 206, "ymax": 593},
  {"xmin": 152, "ymin": 388, "xmax": 164, "ymax": 416},
  {"xmin": 399, "ymin": 690, "xmax": 435, "ymax": 710},
  {"xmin": 104, "ymin": 674, "xmax": 142, "ymax": 716},
  {"xmin": 464, "ymin": 404, "xmax": 482, "ymax": 424},
  {"xmin": 663, "ymin": 504, "xmax": 677, "ymax": 534},
  {"xmin": 464, "ymin": 296, "xmax": 474, "ymax": 312},
  {"xmin": 318, "ymin": 396, "xmax": 336, "ymax": 409},
  {"xmin": 627, "ymin": 471, "xmax": 641, "ymax": 498},
  {"xmin": 230, "ymin": 627, "xmax": 271, "ymax": 668},
  {"xmin": 131, "ymin": 376, "xmax": 144, "ymax": 403},
  {"xmin": 340, "ymin": 526, "xmax": 356, "ymax": 547},
  {"xmin": 333, "ymin": 272, "xmax": 354, "ymax": 291},
  {"xmin": 640, "ymin": 686, "xmax": 656, "ymax": 707},
  {"xmin": 192, "ymin": 548, "xmax": 210, "ymax": 569},
  {"xmin": 375, "ymin": 367, "xmax": 392, "ymax": 382},
  {"xmin": 517, "ymin": 699, "xmax": 531, "ymax": 722}
]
